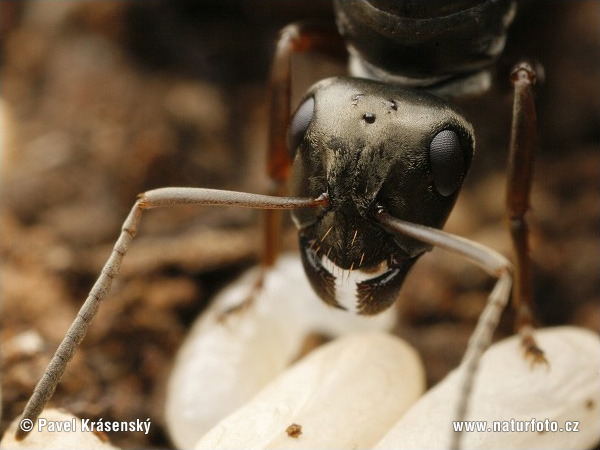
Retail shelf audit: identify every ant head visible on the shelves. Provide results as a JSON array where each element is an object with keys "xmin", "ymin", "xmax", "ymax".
[{"xmin": 287, "ymin": 77, "xmax": 474, "ymax": 314}]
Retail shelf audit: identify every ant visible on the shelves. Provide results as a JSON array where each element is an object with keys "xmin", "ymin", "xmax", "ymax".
[{"xmin": 9, "ymin": 1, "xmax": 592, "ymax": 449}]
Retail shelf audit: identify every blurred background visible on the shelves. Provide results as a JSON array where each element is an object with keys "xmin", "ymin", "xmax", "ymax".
[{"xmin": 1, "ymin": 1, "xmax": 598, "ymax": 448}]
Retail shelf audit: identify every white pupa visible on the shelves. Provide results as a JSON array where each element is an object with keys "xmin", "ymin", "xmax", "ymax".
[
  {"xmin": 165, "ymin": 254, "xmax": 397, "ymax": 448},
  {"xmin": 194, "ymin": 332, "xmax": 425, "ymax": 449},
  {"xmin": 374, "ymin": 326, "xmax": 600, "ymax": 450}
]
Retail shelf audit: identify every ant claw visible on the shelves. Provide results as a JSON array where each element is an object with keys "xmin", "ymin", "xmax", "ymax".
[{"xmin": 521, "ymin": 334, "xmax": 549, "ymax": 370}]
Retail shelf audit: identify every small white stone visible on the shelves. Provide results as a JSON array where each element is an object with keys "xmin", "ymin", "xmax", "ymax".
[
  {"xmin": 194, "ymin": 332, "xmax": 425, "ymax": 449},
  {"xmin": 165, "ymin": 254, "xmax": 396, "ymax": 448},
  {"xmin": 374, "ymin": 326, "xmax": 600, "ymax": 450},
  {"xmin": 0, "ymin": 409, "xmax": 119, "ymax": 450}
]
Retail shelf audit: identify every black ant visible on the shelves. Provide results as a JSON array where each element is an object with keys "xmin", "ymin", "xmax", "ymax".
[{"xmin": 12, "ymin": 2, "xmax": 557, "ymax": 449}]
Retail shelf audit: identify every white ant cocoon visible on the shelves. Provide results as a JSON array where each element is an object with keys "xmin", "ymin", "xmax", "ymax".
[
  {"xmin": 374, "ymin": 326, "xmax": 600, "ymax": 450},
  {"xmin": 165, "ymin": 254, "xmax": 397, "ymax": 448},
  {"xmin": 194, "ymin": 332, "xmax": 425, "ymax": 450}
]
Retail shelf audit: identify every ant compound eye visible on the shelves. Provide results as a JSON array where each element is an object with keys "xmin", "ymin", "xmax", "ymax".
[
  {"xmin": 287, "ymin": 96, "xmax": 315, "ymax": 157},
  {"xmin": 429, "ymin": 129, "xmax": 465, "ymax": 196}
]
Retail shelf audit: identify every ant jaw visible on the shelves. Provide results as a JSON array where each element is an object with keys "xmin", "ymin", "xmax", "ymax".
[
  {"xmin": 298, "ymin": 234, "xmax": 420, "ymax": 315},
  {"xmin": 355, "ymin": 257, "xmax": 419, "ymax": 315},
  {"xmin": 299, "ymin": 235, "xmax": 341, "ymax": 310}
]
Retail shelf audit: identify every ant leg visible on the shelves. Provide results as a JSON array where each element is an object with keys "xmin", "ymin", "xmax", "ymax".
[
  {"xmin": 15, "ymin": 187, "xmax": 327, "ymax": 441},
  {"xmin": 375, "ymin": 210, "xmax": 512, "ymax": 450},
  {"xmin": 228, "ymin": 23, "xmax": 344, "ymax": 316},
  {"xmin": 263, "ymin": 22, "xmax": 344, "ymax": 266},
  {"xmin": 506, "ymin": 62, "xmax": 546, "ymax": 365}
]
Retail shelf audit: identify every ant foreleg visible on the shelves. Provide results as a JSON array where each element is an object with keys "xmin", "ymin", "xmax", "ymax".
[
  {"xmin": 375, "ymin": 210, "xmax": 513, "ymax": 450},
  {"xmin": 506, "ymin": 62, "xmax": 547, "ymax": 365},
  {"xmin": 264, "ymin": 22, "xmax": 344, "ymax": 266},
  {"xmin": 15, "ymin": 187, "xmax": 328, "ymax": 441}
]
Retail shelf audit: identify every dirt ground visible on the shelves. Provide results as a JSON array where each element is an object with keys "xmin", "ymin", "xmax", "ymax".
[{"xmin": 1, "ymin": 1, "xmax": 598, "ymax": 448}]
